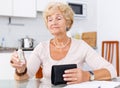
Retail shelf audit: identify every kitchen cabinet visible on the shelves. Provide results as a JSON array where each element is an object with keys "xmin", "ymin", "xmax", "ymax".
[
  {"xmin": 13, "ymin": 0, "xmax": 36, "ymax": 17},
  {"xmin": 37, "ymin": 0, "xmax": 67, "ymax": 12},
  {"xmin": 0, "ymin": 0, "xmax": 12, "ymax": 16},
  {"xmin": 0, "ymin": 0, "xmax": 36, "ymax": 18}
]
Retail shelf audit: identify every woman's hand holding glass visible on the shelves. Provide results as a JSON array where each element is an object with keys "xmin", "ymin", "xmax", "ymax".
[{"xmin": 10, "ymin": 51, "xmax": 27, "ymax": 73}]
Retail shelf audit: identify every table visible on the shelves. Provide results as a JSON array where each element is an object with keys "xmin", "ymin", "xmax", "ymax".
[
  {"xmin": 0, "ymin": 77, "xmax": 120, "ymax": 88},
  {"xmin": 0, "ymin": 78, "xmax": 66, "ymax": 88}
]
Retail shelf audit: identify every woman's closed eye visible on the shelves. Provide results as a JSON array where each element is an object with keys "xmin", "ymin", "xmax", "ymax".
[
  {"xmin": 48, "ymin": 18, "xmax": 53, "ymax": 22},
  {"xmin": 56, "ymin": 16, "xmax": 62, "ymax": 20},
  {"xmin": 48, "ymin": 16, "xmax": 63, "ymax": 22}
]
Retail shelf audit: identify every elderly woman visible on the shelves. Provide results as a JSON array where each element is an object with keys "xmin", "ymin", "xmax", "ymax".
[{"xmin": 10, "ymin": 2, "xmax": 117, "ymax": 85}]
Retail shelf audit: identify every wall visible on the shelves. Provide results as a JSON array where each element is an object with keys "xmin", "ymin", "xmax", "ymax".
[
  {"xmin": 97, "ymin": 0, "xmax": 120, "ymax": 54},
  {"xmin": 77, "ymin": 0, "xmax": 97, "ymax": 32},
  {"xmin": 0, "ymin": 0, "xmax": 97, "ymax": 48},
  {"xmin": 0, "ymin": 13, "xmax": 52, "ymax": 48}
]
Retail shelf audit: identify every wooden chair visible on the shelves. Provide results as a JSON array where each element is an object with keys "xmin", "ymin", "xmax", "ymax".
[
  {"xmin": 102, "ymin": 41, "xmax": 119, "ymax": 76},
  {"xmin": 35, "ymin": 67, "xmax": 43, "ymax": 78}
]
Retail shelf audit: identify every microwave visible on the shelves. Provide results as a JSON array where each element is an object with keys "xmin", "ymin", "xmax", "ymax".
[{"xmin": 67, "ymin": 0, "xmax": 87, "ymax": 18}]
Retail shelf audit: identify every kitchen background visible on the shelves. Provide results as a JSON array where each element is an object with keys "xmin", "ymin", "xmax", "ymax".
[
  {"xmin": 0, "ymin": 0, "xmax": 97, "ymax": 50},
  {"xmin": 0, "ymin": 0, "xmax": 120, "ymax": 54},
  {"xmin": 0, "ymin": 0, "xmax": 120, "ymax": 79}
]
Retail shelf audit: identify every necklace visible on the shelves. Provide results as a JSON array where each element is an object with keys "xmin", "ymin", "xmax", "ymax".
[{"xmin": 53, "ymin": 38, "xmax": 70, "ymax": 49}]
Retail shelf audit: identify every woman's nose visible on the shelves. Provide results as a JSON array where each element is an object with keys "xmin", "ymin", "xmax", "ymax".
[{"xmin": 52, "ymin": 19, "xmax": 58, "ymax": 25}]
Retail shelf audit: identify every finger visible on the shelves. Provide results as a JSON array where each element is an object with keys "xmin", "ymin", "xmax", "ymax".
[
  {"xmin": 64, "ymin": 77, "xmax": 77, "ymax": 82},
  {"xmin": 10, "ymin": 58, "xmax": 24, "ymax": 68},
  {"xmin": 12, "ymin": 51, "xmax": 18, "ymax": 57},
  {"xmin": 11, "ymin": 63, "xmax": 25, "ymax": 69},
  {"xmin": 10, "ymin": 58, "xmax": 20, "ymax": 65},
  {"xmin": 11, "ymin": 53, "xmax": 20, "ymax": 63},
  {"xmin": 65, "ymin": 68, "xmax": 77, "ymax": 73},
  {"xmin": 10, "ymin": 57, "xmax": 19, "ymax": 64},
  {"xmin": 63, "ymin": 73, "xmax": 76, "ymax": 78},
  {"xmin": 10, "ymin": 57, "xmax": 26, "ymax": 69},
  {"xmin": 11, "ymin": 51, "xmax": 26, "ymax": 64}
]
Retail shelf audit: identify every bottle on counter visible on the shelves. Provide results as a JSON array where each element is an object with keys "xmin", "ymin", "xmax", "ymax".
[{"xmin": 1, "ymin": 37, "xmax": 5, "ymax": 47}]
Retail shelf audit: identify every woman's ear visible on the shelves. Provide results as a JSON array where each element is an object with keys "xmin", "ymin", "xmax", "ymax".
[
  {"xmin": 66, "ymin": 20, "xmax": 71, "ymax": 31},
  {"xmin": 66, "ymin": 27, "xmax": 69, "ymax": 31}
]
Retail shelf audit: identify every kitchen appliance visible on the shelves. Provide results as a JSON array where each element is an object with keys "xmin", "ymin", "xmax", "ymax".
[
  {"xmin": 67, "ymin": 0, "xmax": 87, "ymax": 18},
  {"xmin": 19, "ymin": 36, "xmax": 34, "ymax": 48}
]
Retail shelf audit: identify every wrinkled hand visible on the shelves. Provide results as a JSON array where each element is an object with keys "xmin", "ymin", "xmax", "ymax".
[
  {"xmin": 63, "ymin": 68, "xmax": 89, "ymax": 84},
  {"xmin": 10, "ymin": 51, "xmax": 26, "ymax": 72}
]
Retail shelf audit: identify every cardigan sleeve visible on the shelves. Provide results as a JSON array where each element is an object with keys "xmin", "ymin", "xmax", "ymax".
[{"xmin": 27, "ymin": 43, "xmax": 43, "ymax": 78}]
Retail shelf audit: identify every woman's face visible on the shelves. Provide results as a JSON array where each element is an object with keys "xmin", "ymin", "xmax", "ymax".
[{"xmin": 47, "ymin": 10, "xmax": 67, "ymax": 36}]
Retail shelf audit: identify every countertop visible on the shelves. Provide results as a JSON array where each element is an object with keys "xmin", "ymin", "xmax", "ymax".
[
  {"xmin": 0, "ymin": 47, "xmax": 17, "ymax": 53},
  {"xmin": 0, "ymin": 47, "xmax": 34, "ymax": 53},
  {"xmin": 0, "ymin": 77, "xmax": 120, "ymax": 88}
]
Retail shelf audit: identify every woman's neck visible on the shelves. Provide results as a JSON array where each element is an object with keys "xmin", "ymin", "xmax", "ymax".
[{"xmin": 53, "ymin": 36, "xmax": 70, "ymax": 49}]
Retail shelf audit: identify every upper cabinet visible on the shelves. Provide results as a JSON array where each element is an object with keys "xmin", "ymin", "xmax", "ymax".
[
  {"xmin": 0, "ymin": 0, "xmax": 36, "ymax": 18},
  {"xmin": 37, "ymin": 0, "xmax": 50, "ymax": 12},
  {"xmin": 37, "ymin": 0, "xmax": 67, "ymax": 12},
  {"xmin": 0, "ymin": 0, "xmax": 12, "ymax": 16},
  {"xmin": 13, "ymin": 0, "xmax": 36, "ymax": 18}
]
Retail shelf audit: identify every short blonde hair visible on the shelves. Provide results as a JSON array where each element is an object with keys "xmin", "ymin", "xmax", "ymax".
[{"xmin": 43, "ymin": 2, "xmax": 74, "ymax": 31}]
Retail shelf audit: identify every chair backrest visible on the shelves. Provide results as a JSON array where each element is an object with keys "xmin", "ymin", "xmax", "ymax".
[
  {"xmin": 35, "ymin": 67, "xmax": 43, "ymax": 78},
  {"xmin": 102, "ymin": 41, "xmax": 119, "ymax": 76}
]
